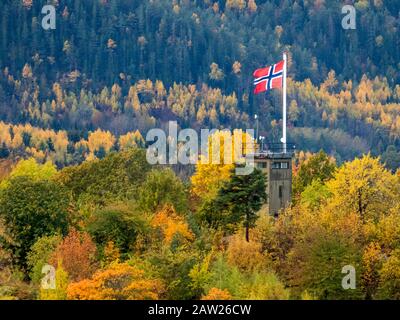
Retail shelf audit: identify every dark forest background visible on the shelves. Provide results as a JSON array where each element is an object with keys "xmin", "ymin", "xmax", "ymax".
[{"xmin": 0, "ymin": 0, "xmax": 400, "ymax": 168}]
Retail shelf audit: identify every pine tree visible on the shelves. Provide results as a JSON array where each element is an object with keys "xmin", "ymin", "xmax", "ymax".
[
  {"xmin": 207, "ymin": 166, "xmax": 267, "ymax": 241},
  {"xmin": 0, "ymin": 142, "xmax": 9, "ymax": 158}
]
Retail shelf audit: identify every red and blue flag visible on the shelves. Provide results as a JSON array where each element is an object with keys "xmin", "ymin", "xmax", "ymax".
[{"xmin": 253, "ymin": 60, "xmax": 284, "ymax": 94}]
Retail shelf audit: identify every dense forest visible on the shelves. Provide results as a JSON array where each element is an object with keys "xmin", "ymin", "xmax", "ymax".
[
  {"xmin": 0, "ymin": 0, "xmax": 400, "ymax": 166},
  {"xmin": 1, "ymin": 0, "xmax": 400, "ymax": 301},
  {"xmin": 1, "ymin": 146, "xmax": 400, "ymax": 300}
]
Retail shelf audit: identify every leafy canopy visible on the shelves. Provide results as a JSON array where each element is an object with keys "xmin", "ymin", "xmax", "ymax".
[{"xmin": 0, "ymin": 177, "xmax": 69, "ymax": 270}]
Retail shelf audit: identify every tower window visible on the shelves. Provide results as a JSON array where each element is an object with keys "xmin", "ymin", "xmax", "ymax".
[
  {"xmin": 281, "ymin": 162, "xmax": 289, "ymax": 169},
  {"xmin": 272, "ymin": 162, "xmax": 289, "ymax": 169},
  {"xmin": 272, "ymin": 162, "xmax": 281, "ymax": 169},
  {"xmin": 257, "ymin": 162, "xmax": 267, "ymax": 168},
  {"xmin": 279, "ymin": 185, "xmax": 283, "ymax": 199}
]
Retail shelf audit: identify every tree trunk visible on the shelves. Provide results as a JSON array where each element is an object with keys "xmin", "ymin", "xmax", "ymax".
[{"xmin": 245, "ymin": 211, "xmax": 250, "ymax": 242}]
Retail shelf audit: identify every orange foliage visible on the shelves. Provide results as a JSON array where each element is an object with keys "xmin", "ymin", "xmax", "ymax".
[
  {"xmin": 151, "ymin": 204, "xmax": 194, "ymax": 244},
  {"xmin": 50, "ymin": 229, "xmax": 97, "ymax": 282},
  {"xmin": 201, "ymin": 287, "xmax": 232, "ymax": 300},
  {"xmin": 67, "ymin": 262, "xmax": 163, "ymax": 300}
]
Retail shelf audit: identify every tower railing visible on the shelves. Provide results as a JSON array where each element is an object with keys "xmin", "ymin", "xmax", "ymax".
[
  {"xmin": 243, "ymin": 142, "xmax": 296, "ymax": 157},
  {"xmin": 261, "ymin": 143, "xmax": 296, "ymax": 153},
  {"xmin": 249, "ymin": 142, "xmax": 296, "ymax": 159}
]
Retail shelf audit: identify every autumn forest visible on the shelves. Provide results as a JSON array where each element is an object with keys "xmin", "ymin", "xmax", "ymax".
[{"xmin": 1, "ymin": 0, "xmax": 400, "ymax": 301}]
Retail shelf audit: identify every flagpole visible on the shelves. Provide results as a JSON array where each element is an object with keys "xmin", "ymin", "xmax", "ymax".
[{"xmin": 282, "ymin": 52, "xmax": 287, "ymax": 154}]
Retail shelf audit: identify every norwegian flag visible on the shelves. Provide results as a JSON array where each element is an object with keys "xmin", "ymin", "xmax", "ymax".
[{"xmin": 253, "ymin": 60, "xmax": 285, "ymax": 94}]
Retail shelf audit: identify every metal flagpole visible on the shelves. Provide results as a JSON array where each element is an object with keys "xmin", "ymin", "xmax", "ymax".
[{"xmin": 282, "ymin": 52, "xmax": 287, "ymax": 154}]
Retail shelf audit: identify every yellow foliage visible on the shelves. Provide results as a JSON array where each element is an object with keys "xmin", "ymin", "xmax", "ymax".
[
  {"xmin": 0, "ymin": 158, "xmax": 57, "ymax": 189},
  {"xmin": 301, "ymin": 290, "xmax": 316, "ymax": 300},
  {"xmin": 232, "ymin": 61, "xmax": 241, "ymax": 74},
  {"xmin": 119, "ymin": 132, "xmax": 138, "ymax": 150},
  {"xmin": 0, "ymin": 121, "xmax": 70, "ymax": 163},
  {"xmin": 361, "ymin": 242, "xmax": 382, "ymax": 298},
  {"xmin": 87, "ymin": 129, "xmax": 116, "ymax": 153},
  {"xmin": 375, "ymin": 209, "xmax": 400, "ymax": 250},
  {"xmin": 250, "ymin": 214, "xmax": 275, "ymax": 253},
  {"xmin": 25, "ymin": 147, "xmax": 46, "ymax": 162},
  {"xmin": 103, "ymin": 241, "xmax": 120, "ymax": 266},
  {"xmin": 226, "ymin": 234, "xmax": 268, "ymax": 273},
  {"xmin": 118, "ymin": 130, "xmax": 143, "ymax": 151},
  {"xmin": 191, "ymin": 161, "xmax": 233, "ymax": 200},
  {"xmin": 39, "ymin": 262, "xmax": 69, "ymax": 300},
  {"xmin": 191, "ymin": 130, "xmax": 254, "ymax": 201},
  {"xmin": 326, "ymin": 154, "xmax": 400, "ymax": 220},
  {"xmin": 204, "ymin": 129, "xmax": 253, "ymax": 165},
  {"xmin": 53, "ymin": 82, "xmax": 63, "ymax": 105},
  {"xmin": 378, "ymin": 249, "xmax": 400, "ymax": 299},
  {"xmin": 126, "ymin": 86, "xmax": 140, "ymax": 111},
  {"xmin": 0, "ymin": 122, "xmax": 12, "ymax": 145}
]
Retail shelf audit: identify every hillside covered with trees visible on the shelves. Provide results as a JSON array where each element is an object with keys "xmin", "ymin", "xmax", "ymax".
[
  {"xmin": 0, "ymin": 0, "xmax": 400, "ymax": 166},
  {"xmin": 1, "ymin": 0, "xmax": 400, "ymax": 301},
  {"xmin": 1, "ymin": 148, "xmax": 400, "ymax": 300}
]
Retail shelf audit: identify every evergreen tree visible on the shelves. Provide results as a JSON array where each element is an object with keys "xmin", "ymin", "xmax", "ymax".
[
  {"xmin": 0, "ymin": 142, "xmax": 9, "ymax": 158},
  {"xmin": 205, "ymin": 166, "xmax": 267, "ymax": 241}
]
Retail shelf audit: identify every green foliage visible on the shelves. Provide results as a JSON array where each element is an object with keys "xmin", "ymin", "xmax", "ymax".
[
  {"xmin": 7, "ymin": 0, "xmax": 400, "ymax": 289},
  {"xmin": 138, "ymin": 168, "xmax": 188, "ymax": 214},
  {"xmin": 300, "ymin": 179, "xmax": 331, "ymax": 210},
  {"xmin": 0, "ymin": 143, "xmax": 10, "ymax": 158},
  {"xmin": 3, "ymin": 0, "xmax": 400, "ymax": 95},
  {"xmin": 26, "ymin": 234, "xmax": 62, "ymax": 285},
  {"xmin": 56, "ymin": 148, "xmax": 150, "ymax": 211},
  {"xmin": 205, "ymin": 254, "xmax": 289, "ymax": 300},
  {"xmin": 148, "ymin": 245, "xmax": 199, "ymax": 300},
  {"xmin": 1, "ymin": 147, "xmax": 400, "ymax": 300},
  {"xmin": 200, "ymin": 166, "xmax": 267, "ymax": 240},
  {"xmin": 0, "ymin": 1, "xmax": 399, "ymax": 165},
  {"xmin": 240, "ymin": 271, "xmax": 290, "ymax": 300},
  {"xmin": 288, "ymin": 232, "xmax": 363, "ymax": 300},
  {"xmin": 0, "ymin": 158, "xmax": 57, "ymax": 189},
  {"xmin": 10, "ymin": 159, "xmax": 57, "ymax": 180},
  {"xmin": 293, "ymin": 150, "xmax": 336, "ymax": 196},
  {"xmin": 0, "ymin": 177, "xmax": 69, "ymax": 270},
  {"xmin": 87, "ymin": 203, "xmax": 150, "ymax": 256},
  {"xmin": 276, "ymin": 154, "xmax": 400, "ymax": 300},
  {"xmin": 205, "ymin": 254, "xmax": 244, "ymax": 299},
  {"xmin": 381, "ymin": 145, "xmax": 400, "ymax": 172},
  {"xmin": 376, "ymin": 249, "xmax": 400, "ymax": 300},
  {"xmin": 188, "ymin": 253, "xmax": 213, "ymax": 298}
]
